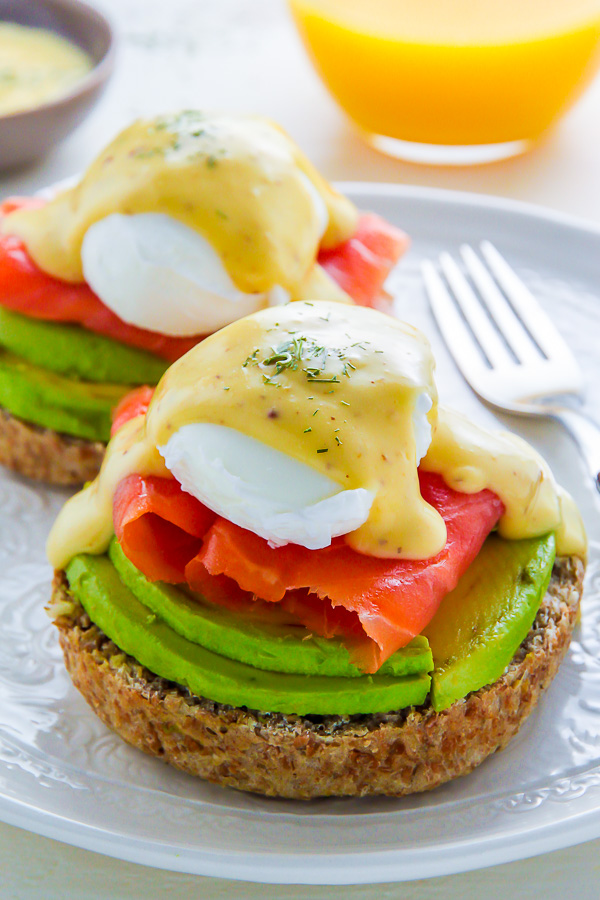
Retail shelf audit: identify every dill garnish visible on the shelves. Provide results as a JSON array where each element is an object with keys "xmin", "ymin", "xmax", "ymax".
[
  {"xmin": 242, "ymin": 349, "xmax": 260, "ymax": 368},
  {"xmin": 245, "ymin": 334, "xmax": 354, "ymax": 385},
  {"xmin": 241, "ymin": 330, "xmax": 372, "ymax": 388}
]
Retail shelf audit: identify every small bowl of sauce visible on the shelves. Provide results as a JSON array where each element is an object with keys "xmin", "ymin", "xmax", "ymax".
[{"xmin": 0, "ymin": 0, "xmax": 114, "ymax": 169}]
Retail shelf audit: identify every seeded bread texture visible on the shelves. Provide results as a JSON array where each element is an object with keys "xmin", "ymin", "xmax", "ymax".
[
  {"xmin": 51, "ymin": 556, "xmax": 584, "ymax": 799},
  {"xmin": 0, "ymin": 407, "xmax": 104, "ymax": 485}
]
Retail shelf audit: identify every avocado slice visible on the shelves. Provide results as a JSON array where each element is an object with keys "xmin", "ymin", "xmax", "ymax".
[
  {"xmin": 423, "ymin": 533, "xmax": 555, "ymax": 712},
  {"xmin": 109, "ymin": 537, "xmax": 433, "ymax": 678},
  {"xmin": 0, "ymin": 348, "xmax": 128, "ymax": 441},
  {"xmin": 65, "ymin": 553, "xmax": 431, "ymax": 716},
  {"xmin": 0, "ymin": 307, "xmax": 168, "ymax": 385}
]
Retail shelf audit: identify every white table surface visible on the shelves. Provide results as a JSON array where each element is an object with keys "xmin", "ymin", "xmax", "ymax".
[{"xmin": 1, "ymin": 1, "xmax": 600, "ymax": 896}]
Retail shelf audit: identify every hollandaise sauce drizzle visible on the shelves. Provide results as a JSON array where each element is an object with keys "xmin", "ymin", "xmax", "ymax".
[
  {"xmin": 3, "ymin": 112, "xmax": 357, "ymax": 305},
  {"xmin": 47, "ymin": 303, "xmax": 587, "ymax": 570}
]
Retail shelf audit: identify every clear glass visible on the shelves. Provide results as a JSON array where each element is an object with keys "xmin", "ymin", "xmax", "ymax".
[{"xmin": 290, "ymin": 0, "xmax": 600, "ymax": 165}]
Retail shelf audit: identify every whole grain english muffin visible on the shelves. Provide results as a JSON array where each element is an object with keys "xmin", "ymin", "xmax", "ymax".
[
  {"xmin": 51, "ymin": 556, "xmax": 583, "ymax": 799},
  {"xmin": 0, "ymin": 408, "xmax": 105, "ymax": 485}
]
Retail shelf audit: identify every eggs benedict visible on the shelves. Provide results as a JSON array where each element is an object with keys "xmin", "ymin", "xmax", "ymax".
[
  {"xmin": 47, "ymin": 301, "xmax": 586, "ymax": 797},
  {"xmin": 0, "ymin": 112, "xmax": 407, "ymax": 484}
]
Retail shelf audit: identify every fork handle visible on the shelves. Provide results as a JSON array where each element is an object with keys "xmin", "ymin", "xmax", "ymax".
[{"xmin": 550, "ymin": 407, "xmax": 600, "ymax": 493}]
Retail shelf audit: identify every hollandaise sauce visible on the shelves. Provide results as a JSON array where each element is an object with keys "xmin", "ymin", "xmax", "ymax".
[
  {"xmin": 4, "ymin": 111, "xmax": 357, "ymax": 304},
  {"xmin": 0, "ymin": 23, "xmax": 92, "ymax": 116},
  {"xmin": 47, "ymin": 303, "xmax": 587, "ymax": 570}
]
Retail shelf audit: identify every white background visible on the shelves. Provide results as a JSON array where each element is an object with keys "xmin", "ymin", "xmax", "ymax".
[{"xmin": 1, "ymin": 0, "xmax": 600, "ymax": 896}]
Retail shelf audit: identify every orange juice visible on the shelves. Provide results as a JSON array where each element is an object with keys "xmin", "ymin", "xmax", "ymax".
[{"xmin": 290, "ymin": 0, "xmax": 600, "ymax": 160}]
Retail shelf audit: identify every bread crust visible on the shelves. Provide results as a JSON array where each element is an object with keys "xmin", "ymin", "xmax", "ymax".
[
  {"xmin": 52, "ymin": 556, "xmax": 584, "ymax": 799},
  {"xmin": 0, "ymin": 407, "xmax": 104, "ymax": 485}
]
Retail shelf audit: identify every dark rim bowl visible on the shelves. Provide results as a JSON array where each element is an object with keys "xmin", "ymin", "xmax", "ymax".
[{"xmin": 0, "ymin": 0, "xmax": 115, "ymax": 171}]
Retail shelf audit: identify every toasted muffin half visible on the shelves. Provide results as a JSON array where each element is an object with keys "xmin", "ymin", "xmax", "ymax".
[
  {"xmin": 50, "ymin": 555, "xmax": 584, "ymax": 800},
  {"xmin": 0, "ymin": 407, "xmax": 104, "ymax": 486}
]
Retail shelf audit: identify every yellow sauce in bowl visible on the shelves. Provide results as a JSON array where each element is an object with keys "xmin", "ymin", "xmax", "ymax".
[{"xmin": 0, "ymin": 22, "xmax": 93, "ymax": 116}]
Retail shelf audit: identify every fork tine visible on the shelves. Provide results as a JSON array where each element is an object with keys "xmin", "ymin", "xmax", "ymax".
[
  {"xmin": 479, "ymin": 242, "xmax": 577, "ymax": 364},
  {"xmin": 459, "ymin": 245, "xmax": 540, "ymax": 365},
  {"xmin": 421, "ymin": 261, "xmax": 489, "ymax": 385},
  {"xmin": 438, "ymin": 252, "xmax": 512, "ymax": 368}
]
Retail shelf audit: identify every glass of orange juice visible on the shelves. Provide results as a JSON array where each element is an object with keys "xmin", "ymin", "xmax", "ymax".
[{"xmin": 289, "ymin": 0, "xmax": 600, "ymax": 164}]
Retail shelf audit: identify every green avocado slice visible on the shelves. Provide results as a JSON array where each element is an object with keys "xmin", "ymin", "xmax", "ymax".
[
  {"xmin": 0, "ymin": 348, "xmax": 128, "ymax": 441},
  {"xmin": 109, "ymin": 537, "xmax": 433, "ymax": 678},
  {"xmin": 65, "ymin": 553, "xmax": 431, "ymax": 716},
  {"xmin": 423, "ymin": 532, "xmax": 555, "ymax": 712},
  {"xmin": 0, "ymin": 307, "xmax": 168, "ymax": 385}
]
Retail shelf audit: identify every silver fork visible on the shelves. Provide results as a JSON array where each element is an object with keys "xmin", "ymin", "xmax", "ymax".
[{"xmin": 422, "ymin": 241, "xmax": 600, "ymax": 492}]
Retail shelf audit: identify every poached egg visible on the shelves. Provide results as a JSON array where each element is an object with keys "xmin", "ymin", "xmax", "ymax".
[
  {"xmin": 160, "ymin": 423, "xmax": 375, "ymax": 549},
  {"xmin": 80, "ymin": 213, "xmax": 286, "ymax": 336},
  {"xmin": 5, "ymin": 111, "xmax": 358, "ymax": 336}
]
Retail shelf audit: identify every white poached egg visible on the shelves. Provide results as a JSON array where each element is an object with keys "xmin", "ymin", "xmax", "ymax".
[
  {"xmin": 81, "ymin": 213, "xmax": 289, "ymax": 336},
  {"xmin": 159, "ymin": 423, "xmax": 374, "ymax": 550},
  {"xmin": 158, "ymin": 390, "xmax": 433, "ymax": 551}
]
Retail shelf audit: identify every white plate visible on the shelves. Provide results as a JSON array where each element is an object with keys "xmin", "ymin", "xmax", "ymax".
[{"xmin": 0, "ymin": 184, "xmax": 599, "ymax": 885}]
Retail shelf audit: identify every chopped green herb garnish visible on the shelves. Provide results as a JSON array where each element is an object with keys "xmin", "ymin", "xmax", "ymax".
[
  {"xmin": 132, "ymin": 147, "xmax": 163, "ymax": 159},
  {"xmin": 242, "ymin": 333, "xmax": 359, "ymax": 386},
  {"xmin": 242, "ymin": 348, "xmax": 260, "ymax": 368},
  {"xmin": 340, "ymin": 400, "xmax": 350, "ymax": 406},
  {"xmin": 303, "ymin": 427, "xmax": 312, "ymax": 433},
  {"xmin": 317, "ymin": 448, "xmax": 328, "ymax": 453}
]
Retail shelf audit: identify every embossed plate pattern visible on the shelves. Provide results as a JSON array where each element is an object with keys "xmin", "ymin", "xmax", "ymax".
[{"xmin": 0, "ymin": 185, "xmax": 599, "ymax": 884}]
